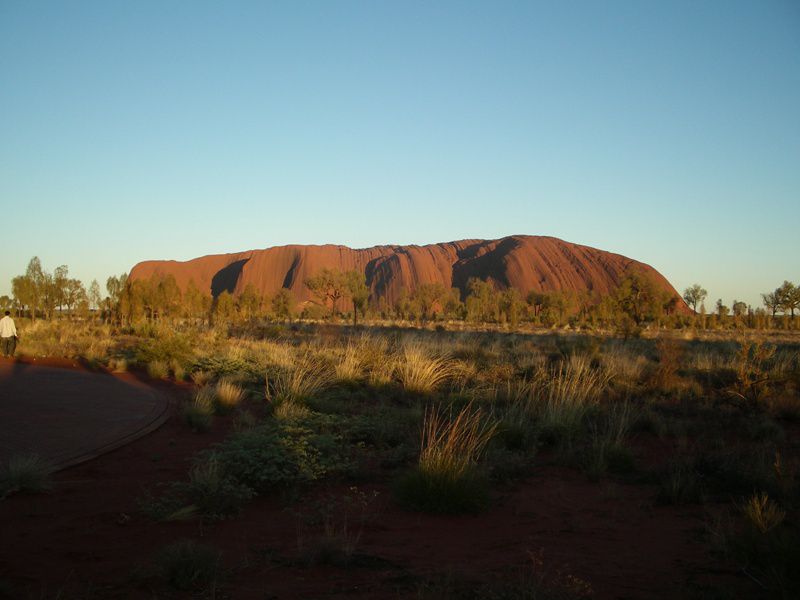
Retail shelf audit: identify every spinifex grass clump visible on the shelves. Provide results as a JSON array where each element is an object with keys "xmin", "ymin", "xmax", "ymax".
[
  {"xmin": 536, "ymin": 355, "xmax": 610, "ymax": 444},
  {"xmin": 213, "ymin": 379, "xmax": 245, "ymax": 415},
  {"xmin": 183, "ymin": 386, "xmax": 215, "ymax": 432},
  {"xmin": 334, "ymin": 341, "xmax": 364, "ymax": 382},
  {"xmin": 394, "ymin": 404, "xmax": 497, "ymax": 514},
  {"xmin": 266, "ymin": 351, "xmax": 334, "ymax": 406},
  {"xmin": 147, "ymin": 359, "xmax": 169, "ymax": 379},
  {"xmin": 742, "ymin": 492, "xmax": 786, "ymax": 534},
  {"xmin": 0, "ymin": 453, "xmax": 54, "ymax": 498},
  {"xmin": 397, "ymin": 342, "xmax": 453, "ymax": 394}
]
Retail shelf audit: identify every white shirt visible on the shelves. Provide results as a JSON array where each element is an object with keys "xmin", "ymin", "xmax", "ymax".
[{"xmin": 0, "ymin": 315, "xmax": 17, "ymax": 338}]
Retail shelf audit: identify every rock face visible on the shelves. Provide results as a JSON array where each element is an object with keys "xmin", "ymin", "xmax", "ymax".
[{"xmin": 129, "ymin": 235, "xmax": 685, "ymax": 309}]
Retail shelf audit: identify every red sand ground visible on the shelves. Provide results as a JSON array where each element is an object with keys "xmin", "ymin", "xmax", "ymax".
[{"xmin": 0, "ymin": 362, "xmax": 754, "ymax": 599}]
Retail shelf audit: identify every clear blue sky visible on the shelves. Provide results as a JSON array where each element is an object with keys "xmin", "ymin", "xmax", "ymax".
[{"xmin": 1, "ymin": 1, "xmax": 798, "ymax": 307}]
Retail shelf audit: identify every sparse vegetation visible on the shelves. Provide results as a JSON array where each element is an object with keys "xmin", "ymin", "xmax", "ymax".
[
  {"xmin": 152, "ymin": 540, "xmax": 220, "ymax": 591},
  {"xmin": 394, "ymin": 404, "xmax": 497, "ymax": 513},
  {"xmin": 3, "ymin": 294, "xmax": 799, "ymax": 598},
  {"xmin": 0, "ymin": 453, "xmax": 54, "ymax": 498}
]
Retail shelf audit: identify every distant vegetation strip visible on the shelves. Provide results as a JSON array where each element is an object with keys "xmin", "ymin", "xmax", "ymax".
[{"xmin": 3, "ymin": 256, "xmax": 800, "ymax": 332}]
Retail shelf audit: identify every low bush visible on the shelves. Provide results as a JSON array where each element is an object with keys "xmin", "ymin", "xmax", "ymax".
[{"xmin": 212, "ymin": 417, "xmax": 352, "ymax": 493}]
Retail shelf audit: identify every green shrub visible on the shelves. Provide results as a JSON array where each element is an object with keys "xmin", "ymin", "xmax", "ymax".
[
  {"xmin": 137, "ymin": 333, "xmax": 193, "ymax": 367},
  {"xmin": 212, "ymin": 419, "xmax": 351, "ymax": 492}
]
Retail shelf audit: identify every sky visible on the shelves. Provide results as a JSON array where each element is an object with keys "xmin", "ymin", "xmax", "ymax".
[{"xmin": 1, "ymin": 0, "xmax": 798, "ymax": 307}]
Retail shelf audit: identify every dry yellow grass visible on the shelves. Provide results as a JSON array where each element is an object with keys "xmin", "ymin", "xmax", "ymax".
[
  {"xmin": 397, "ymin": 342, "xmax": 453, "ymax": 394},
  {"xmin": 419, "ymin": 404, "xmax": 498, "ymax": 479},
  {"xmin": 215, "ymin": 379, "xmax": 245, "ymax": 409},
  {"xmin": 741, "ymin": 492, "xmax": 785, "ymax": 533},
  {"xmin": 335, "ymin": 342, "xmax": 363, "ymax": 382},
  {"xmin": 266, "ymin": 351, "xmax": 334, "ymax": 404}
]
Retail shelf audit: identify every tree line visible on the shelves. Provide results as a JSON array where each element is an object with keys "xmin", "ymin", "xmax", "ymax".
[
  {"xmin": 2, "ymin": 256, "xmax": 797, "ymax": 331},
  {"xmin": 682, "ymin": 281, "xmax": 800, "ymax": 329}
]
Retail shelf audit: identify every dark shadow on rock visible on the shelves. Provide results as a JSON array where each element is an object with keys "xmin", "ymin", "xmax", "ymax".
[
  {"xmin": 452, "ymin": 237, "xmax": 519, "ymax": 297},
  {"xmin": 211, "ymin": 259, "xmax": 249, "ymax": 298}
]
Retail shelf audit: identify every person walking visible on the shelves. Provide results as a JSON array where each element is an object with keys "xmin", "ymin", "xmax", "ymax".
[{"xmin": 0, "ymin": 310, "xmax": 18, "ymax": 358}]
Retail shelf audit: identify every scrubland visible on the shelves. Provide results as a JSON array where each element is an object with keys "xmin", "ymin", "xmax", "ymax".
[{"xmin": 2, "ymin": 318, "xmax": 799, "ymax": 599}]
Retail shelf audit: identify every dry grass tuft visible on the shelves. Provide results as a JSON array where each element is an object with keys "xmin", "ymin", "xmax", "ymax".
[
  {"xmin": 397, "ymin": 342, "xmax": 453, "ymax": 394},
  {"xmin": 419, "ymin": 404, "xmax": 498, "ymax": 478},
  {"xmin": 335, "ymin": 342, "xmax": 363, "ymax": 382},
  {"xmin": 741, "ymin": 492, "xmax": 785, "ymax": 533},
  {"xmin": 536, "ymin": 355, "xmax": 610, "ymax": 434},
  {"xmin": 266, "ymin": 351, "xmax": 334, "ymax": 405},
  {"xmin": 215, "ymin": 380, "xmax": 245, "ymax": 411}
]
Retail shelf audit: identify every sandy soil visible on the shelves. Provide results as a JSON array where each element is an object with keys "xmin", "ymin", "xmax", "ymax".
[{"xmin": 0, "ymin": 362, "xmax": 755, "ymax": 599}]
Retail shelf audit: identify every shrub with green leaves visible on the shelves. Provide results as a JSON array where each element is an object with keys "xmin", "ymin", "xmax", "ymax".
[
  {"xmin": 137, "ymin": 333, "xmax": 193, "ymax": 368},
  {"xmin": 212, "ymin": 417, "xmax": 352, "ymax": 492}
]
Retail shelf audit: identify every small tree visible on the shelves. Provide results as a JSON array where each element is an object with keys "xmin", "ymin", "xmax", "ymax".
[
  {"xmin": 499, "ymin": 288, "xmax": 523, "ymax": 329},
  {"xmin": 62, "ymin": 279, "xmax": 86, "ymax": 318},
  {"xmin": 762, "ymin": 291, "xmax": 780, "ymax": 319},
  {"xmin": 776, "ymin": 281, "xmax": 799, "ymax": 320},
  {"xmin": 344, "ymin": 270, "xmax": 369, "ymax": 326},
  {"xmin": 213, "ymin": 291, "xmax": 236, "ymax": 326},
  {"xmin": 614, "ymin": 272, "xmax": 663, "ymax": 326},
  {"xmin": 412, "ymin": 282, "xmax": 448, "ymax": 322},
  {"xmin": 715, "ymin": 299, "xmax": 729, "ymax": 321},
  {"xmin": 682, "ymin": 284, "xmax": 707, "ymax": 313},
  {"xmin": 271, "ymin": 288, "xmax": 294, "ymax": 321},
  {"xmin": 237, "ymin": 283, "xmax": 262, "ymax": 321},
  {"xmin": 88, "ymin": 279, "xmax": 102, "ymax": 319},
  {"xmin": 305, "ymin": 268, "xmax": 347, "ymax": 318},
  {"xmin": 183, "ymin": 279, "xmax": 207, "ymax": 322}
]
